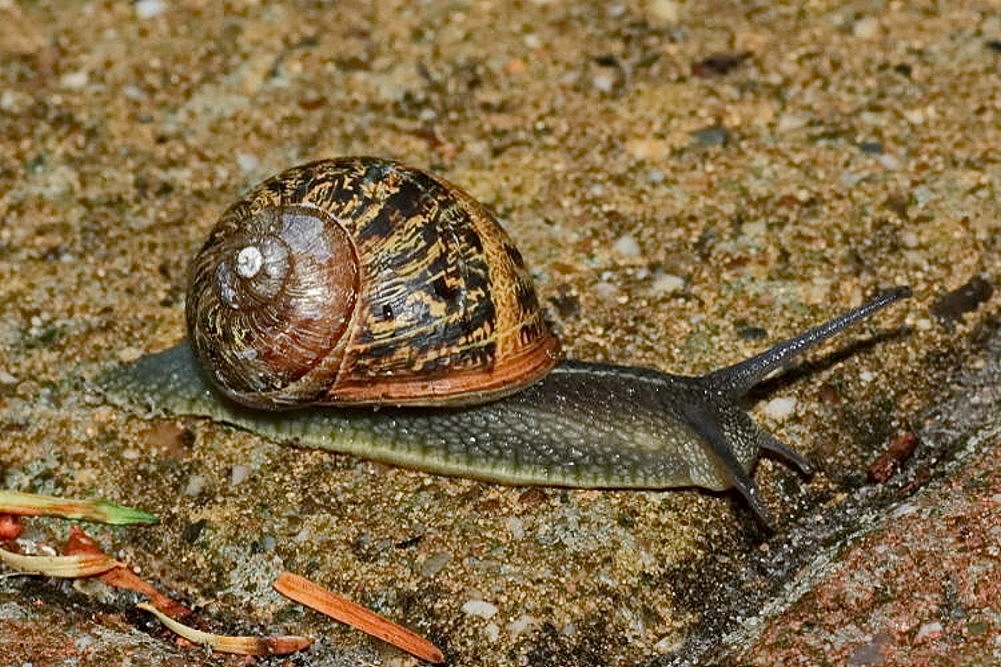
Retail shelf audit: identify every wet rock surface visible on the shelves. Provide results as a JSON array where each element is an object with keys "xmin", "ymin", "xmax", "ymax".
[{"xmin": 1, "ymin": 1, "xmax": 998, "ymax": 665}]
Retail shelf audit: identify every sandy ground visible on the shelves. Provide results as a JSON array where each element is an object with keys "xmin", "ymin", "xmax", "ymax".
[{"xmin": 0, "ymin": 1, "xmax": 999, "ymax": 665}]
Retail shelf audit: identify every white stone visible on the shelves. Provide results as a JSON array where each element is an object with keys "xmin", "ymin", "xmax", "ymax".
[
  {"xmin": 593, "ymin": 281, "xmax": 619, "ymax": 303},
  {"xmin": 612, "ymin": 234, "xmax": 642, "ymax": 259},
  {"xmin": 235, "ymin": 152, "xmax": 259, "ymax": 174},
  {"xmin": 60, "ymin": 70, "xmax": 89, "ymax": 89},
  {"xmin": 504, "ymin": 516, "xmax": 525, "ymax": 540},
  {"xmin": 230, "ymin": 464, "xmax": 251, "ymax": 485},
  {"xmin": 650, "ymin": 273, "xmax": 685, "ymax": 295},
  {"xmin": 762, "ymin": 396, "xmax": 797, "ymax": 420},
  {"xmin": 852, "ymin": 16, "xmax": 880, "ymax": 39},
  {"xmin": 915, "ymin": 621, "xmax": 943, "ymax": 642},
  {"xmin": 644, "ymin": 0, "xmax": 679, "ymax": 23},
  {"xmin": 135, "ymin": 0, "xmax": 167, "ymax": 19},
  {"xmin": 506, "ymin": 615, "xmax": 538, "ymax": 636},
  {"xmin": 461, "ymin": 599, "xmax": 499, "ymax": 619}
]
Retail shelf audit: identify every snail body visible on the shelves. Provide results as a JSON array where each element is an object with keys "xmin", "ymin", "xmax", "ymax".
[{"xmin": 102, "ymin": 157, "xmax": 910, "ymax": 524}]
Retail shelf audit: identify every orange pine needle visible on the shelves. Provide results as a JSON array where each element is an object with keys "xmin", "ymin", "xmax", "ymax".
[
  {"xmin": 64, "ymin": 526, "xmax": 191, "ymax": 618},
  {"xmin": 273, "ymin": 571, "xmax": 444, "ymax": 664}
]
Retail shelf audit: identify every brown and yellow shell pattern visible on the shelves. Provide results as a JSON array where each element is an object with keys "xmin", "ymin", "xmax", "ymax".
[{"xmin": 186, "ymin": 157, "xmax": 561, "ymax": 409}]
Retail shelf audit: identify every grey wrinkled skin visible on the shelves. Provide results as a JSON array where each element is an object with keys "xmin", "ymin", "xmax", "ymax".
[{"xmin": 101, "ymin": 287, "xmax": 909, "ymax": 524}]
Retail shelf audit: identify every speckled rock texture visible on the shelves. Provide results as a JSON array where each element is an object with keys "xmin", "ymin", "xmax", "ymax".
[{"xmin": 0, "ymin": 1, "xmax": 998, "ymax": 665}]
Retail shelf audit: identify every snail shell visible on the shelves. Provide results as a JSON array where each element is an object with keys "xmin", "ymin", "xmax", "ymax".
[
  {"xmin": 102, "ymin": 157, "xmax": 911, "ymax": 525},
  {"xmin": 186, "ymin": 158, "xmax": 560, "ymax": 409}
]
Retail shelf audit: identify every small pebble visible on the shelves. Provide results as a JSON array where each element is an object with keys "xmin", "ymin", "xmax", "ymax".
[
  {"xmin": 840, "ymin": 171, "xmax": 865, "ymax": 188},
  {"xmin": 912, "ymin": 186, "xmax": 934, "ymax": 207},
  {"xmin": 644, "ymin": 0, "xmax": 679, "ymax": 23},
  {"xmin": 461, "ymin": 599, "xmax": 499, "ymax": 619},
  {"xmin": 420, "ymin": 552, "xmax": 452, "ymax": 577},
  {"xmin": 501, "ymin": 60, "xmax": 527, "ymax": 77},
  {"xmin": 650, "ymin": 273, "xmax": 685, "ymax": 295},
  {"xmin": 848, "ymin": 633, "xmax": 889, "ymax": 665},
  {"xmin": 506, "ymin": 615, "xmax": 538, "ymax": 637},
  {"xmin": 762, "ymin": 396, "xmax": 797, "ymax": 420},
  {"xmin": 653, "ymin": 633, "xmax": 683, "ymax": 653},
  {"xmin": 625, "ymin": 138, "xmax": 669, "ymax": 161},
  {"xmin": 690, "ymin": 125, "xmax": 729, "ymax": 147},
  {"xmin": 593, "ymin": 281, "xmax": 619, "ymax": 303},
  {"xmin": 902, "ymin": 107, "xmax": 925, "ymax": 125},
  {"xmin": 504, "ymin": 516, "xmax": 525, "ymax": 540},
  {"xmin": 591, "ymin": 72, "xmax": 616, "ymax": 93},
  {"xmin": 183, "ymin": 474, "xmax": 207, "ymax": 497},
  {"xmin": 135, "ymin": 0, "xmax": 168, "ymax": 19},
  {"xmin": 235, "ymin": 153, "xmax": 259, "ymax": 174},
  {"xmin": 60, "ymin": 70, "xmax": 89, "ymax": 90},
  {"xmin": 612, "ymin": 234, "xmax": 641, "ymax": 259},
  {"xmin": 0, "ymin": 90, "xmax": 32, "ymax": 113},
  {"xmin": 890, "ymin": 502, "xmax": 920, "ymax": 518},
  {"xmin": 914, "ymin": 621, "xmax": 943, "ymax": 642},
  {"xmin": 876, "ymin": 153, "xmax": 901, "ymax": 170},
  {"xmin": 121, "ymin": 84, "xmax": 146, "ymax": 101},
  {"xmin": 230, "ymin": 464, "xmax": 251, "ymax": 485},
  {"xmin": 776, "ymin": 113, "xmax": 808, "ymax": 132},
  {"xmin": 852, "ymin": 16, "xmax": 880, "ymax": 39},
  {"xmin": 117, "ymin": 346, "xmax": 144, "ymax": 364}
]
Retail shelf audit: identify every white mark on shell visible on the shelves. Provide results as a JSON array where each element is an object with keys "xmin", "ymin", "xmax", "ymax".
[{"xmin": 235, "ymin": 245, "xmax": 263, "ymax": 279}]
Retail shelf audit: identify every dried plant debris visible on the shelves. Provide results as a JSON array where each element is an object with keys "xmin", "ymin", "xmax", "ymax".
[
  {"xmin": 931, "ymin": 275, "xmax": 994, "ymax": 330},
  {"xmin": 64, "ymin": 526, "xmax": 192, "ymax": 619},
  {"xmin": 691, "ymin": 51, "xmax": 752, "ymax": 77},
  {"xmin": 274, "ymin": 571, "xmax": 445, "ymax": 664},
  {"xmin": 0, "ymin": 547, "xmax": 120, "ymax": 578},
  {"xmin": 0, "ymin": 497, "xmax": 438, "ymax": 660},
  {"xmin": 0, "ymin": 490, "xmax": 158, "ymax": 525},
  {"xmin": 137, "ymin": 602, "xmax": 312, "ymax": 656}
]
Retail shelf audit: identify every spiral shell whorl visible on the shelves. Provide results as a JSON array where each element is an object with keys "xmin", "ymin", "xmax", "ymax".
[
  {"xmin": 187, "ymin": 203, "xmax": 359, "ymax": 408},
  {"xmin": 186, "ymin": 157, "xmax": 561, "ymax": 409}
]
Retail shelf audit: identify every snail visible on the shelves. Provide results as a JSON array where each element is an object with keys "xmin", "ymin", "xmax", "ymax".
[{"xmin": 101, "ymin": 156, "xmax": 911, "ymax": 525}]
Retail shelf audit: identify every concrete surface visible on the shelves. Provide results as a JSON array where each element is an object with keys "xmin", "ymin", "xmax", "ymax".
[{"xmin": 1, "ymin": 1, "xmax": 998, "ymax": 665}]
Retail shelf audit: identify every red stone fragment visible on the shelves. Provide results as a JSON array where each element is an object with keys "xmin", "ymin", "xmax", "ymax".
[{"xmin": 867, "ymin": 432, "xmax": 919, "ymax": 483}]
